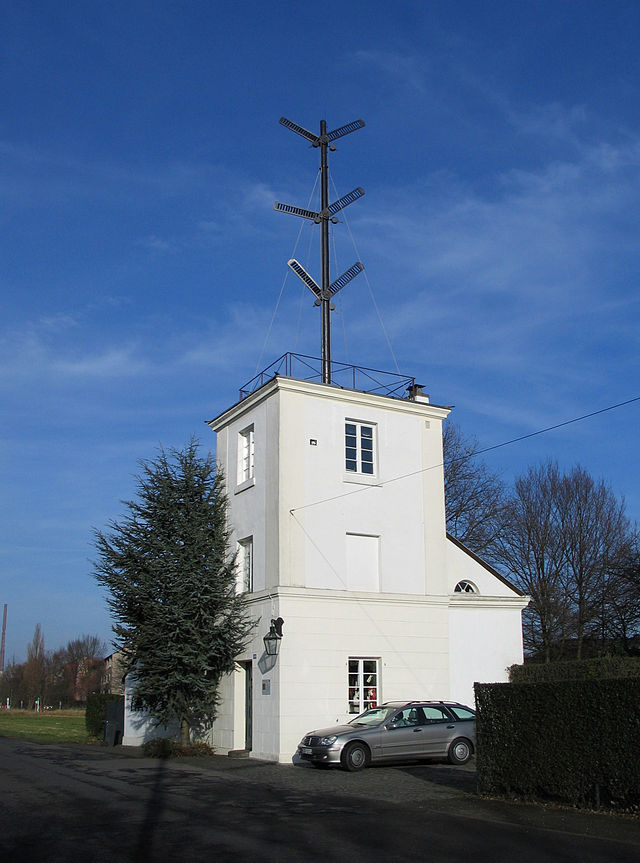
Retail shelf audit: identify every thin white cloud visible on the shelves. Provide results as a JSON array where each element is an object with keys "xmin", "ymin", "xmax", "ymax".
[
  {"xmin": 353, "ymin": 49, "xmax": 431, "ymax": 96},
  {"xmin": 135, "ymin": 234, "xmax": 179, "ymax": 254},
  {"xmin": 508, "ymin": 102, "xmax": 589, "ymax": 146},
  {"xmin": 0, "ymin": 139, "xmax": 229, "ymax": 208},
  {"xmin": 53, "ymin": 347, "xmax": 148, "ymax": 378},
  {"xmin": 36, "ymin": 312, "xmax": 80, "ymax": 332}
]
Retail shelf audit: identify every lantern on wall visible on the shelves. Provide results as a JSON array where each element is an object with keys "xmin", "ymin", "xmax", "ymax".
[{"xmin": 263, "ymin": 617, "xmax": 284, "ymax": 656}]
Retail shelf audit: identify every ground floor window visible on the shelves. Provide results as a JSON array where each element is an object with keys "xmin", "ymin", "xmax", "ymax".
[{"xmin": 348, "ymin": 658, "xmax": 379, "ymax": 714}]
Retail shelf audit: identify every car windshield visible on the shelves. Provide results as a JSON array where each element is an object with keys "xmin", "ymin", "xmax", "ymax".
[{"xmin": 348, "ymin": 706, "xmax": 397, "ymax": 727}]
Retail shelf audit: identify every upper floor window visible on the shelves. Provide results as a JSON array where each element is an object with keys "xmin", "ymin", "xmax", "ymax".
[
  {"xmin": 238, "ymin": 425, "xmax": 254, "ymax": 484},
  {"xmin": 345, "ymin": 421, "xmax": 375, "ymax": 475},
  {"xmin": 454, "ymin": 580, "xmax": 478, "ymax": 594},
  {"xmin": 237, "ymin": 537, "xmax": 253, "ymax": 594}
]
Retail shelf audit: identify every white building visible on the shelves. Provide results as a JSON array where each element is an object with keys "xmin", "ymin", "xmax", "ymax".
[
  {"xmin": 122, "ymin": 116, "xmax": 528, "ymax": 756},
  {"xmin": 203, "ymin": 366, "xmax": 528, "ymax": 763}
]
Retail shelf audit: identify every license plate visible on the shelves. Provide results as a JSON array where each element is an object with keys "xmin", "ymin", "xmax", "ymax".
[{"xmin": 301, "ymin": 747, "xmax": 313, "ymax": 755}]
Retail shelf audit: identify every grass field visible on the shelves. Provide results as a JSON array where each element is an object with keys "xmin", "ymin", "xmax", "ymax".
[{"xmin": 0, "ymin": 709, "xmax": 92, "ymax": 744}]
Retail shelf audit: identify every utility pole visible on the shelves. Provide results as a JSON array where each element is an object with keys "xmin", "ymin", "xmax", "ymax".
[
  {"xmin": 0, "ymin": 604, "xmax": 7, "ymax": 673},
  {"xmin": 275, "ymin": 116, "xmax": 365, "ymax": 384}
]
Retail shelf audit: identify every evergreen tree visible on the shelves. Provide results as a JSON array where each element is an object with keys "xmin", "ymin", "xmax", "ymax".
[{"xmin": 93, "ymin": 439, "xmax": 254, "ymax": 744}]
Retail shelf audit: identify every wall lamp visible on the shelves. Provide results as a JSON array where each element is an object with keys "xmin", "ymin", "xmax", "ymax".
[{"xmin": 263, "ymin": 617, "xmax": 284, "ymax": 656}]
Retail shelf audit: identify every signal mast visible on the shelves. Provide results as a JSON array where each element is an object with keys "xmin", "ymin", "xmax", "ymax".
[{"xmin": 274, "ymin": 117, "xmax": 366, "ymax": 384}]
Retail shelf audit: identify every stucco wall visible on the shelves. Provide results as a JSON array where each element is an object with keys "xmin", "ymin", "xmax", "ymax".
[
  {"xmin": 448, "ymin": 602, "xmax": 525, "ymax": 707},
  {"xmin": 211, "ymin": 587, "xmax": 451, "ymax": 762},
  {"xmin": 213, "ymin": 378, "xmax": 451, "ymax": 599}
]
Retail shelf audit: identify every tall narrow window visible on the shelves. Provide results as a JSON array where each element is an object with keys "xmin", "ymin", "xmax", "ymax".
[
  {"xmin": 348, "ymin": 658, "xmax": 379, "ymax": 714},
  {"xmin": 237, "ymin": 537, "xmax": 253, "ymax": 593},
  {"xmin": 345, "ymin": 421, "xmax": 375, "ymax": 475},
  {"xmin": 238, "ymin": 425, "xmax": 254, "ymax": 484}
]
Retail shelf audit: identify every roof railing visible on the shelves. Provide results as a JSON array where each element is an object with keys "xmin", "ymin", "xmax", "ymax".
[{"xmin": 239, "ymin": 352, "xmax": 415, "ymax": 401}]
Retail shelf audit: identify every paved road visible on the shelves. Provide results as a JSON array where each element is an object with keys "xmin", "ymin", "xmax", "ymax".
[{"xmin": 1, "ymin": 738, "xmax": 639, "ymax": 862}]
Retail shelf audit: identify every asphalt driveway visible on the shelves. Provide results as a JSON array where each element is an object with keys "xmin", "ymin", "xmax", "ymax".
[{"xmin": 1, "ymin": 738, "xmax": 639, "ymax": 862}]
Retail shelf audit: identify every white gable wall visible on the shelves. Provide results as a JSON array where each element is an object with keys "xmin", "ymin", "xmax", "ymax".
[
  {"xmin": 449, "ymin": 601, "xmax": 525, "ymax": 707},
  {"xmin": 445, "ymin": 537, "xmax": 527, "ymax": 706}
]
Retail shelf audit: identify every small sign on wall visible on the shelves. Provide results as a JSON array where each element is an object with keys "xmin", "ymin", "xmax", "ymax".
[{"xmin": 262, "ymin": 679, "xmax": 271, "ymax": 695}]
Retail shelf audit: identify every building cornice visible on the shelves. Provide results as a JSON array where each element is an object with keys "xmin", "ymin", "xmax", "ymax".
[
  {"xmin": 208, "ymin": 374, "xmax": 451, "ymax": 431},
  {"xmin": 241, "ymin": 585, "xmax": 528, "ymax": 610},
  {"xmin": 448, "ymin": 594, "xmax": 530, "ymax": 610}
]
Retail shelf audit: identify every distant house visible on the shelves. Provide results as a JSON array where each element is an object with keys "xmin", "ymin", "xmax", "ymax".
[{"xmin": 102, "ymin": 651, "xmax": 126, "ymax": 696}]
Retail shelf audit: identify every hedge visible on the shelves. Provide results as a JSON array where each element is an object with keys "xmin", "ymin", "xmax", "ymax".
[
  {"xmin": 475, "ymin": 678, "xmax": 640, "ymax": 809},
  {"xmin": 508, "ymin": 656, "xmax": 640, "ymax": 684},
  {"xmin": 85, "ymin": 693, "xmax": 124, "ymax": 738}
]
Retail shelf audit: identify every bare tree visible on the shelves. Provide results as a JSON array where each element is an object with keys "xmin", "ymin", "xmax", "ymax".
[
  {"xmin": 60, "ymin": 635, "xmax": 108, "ymax": 703},
  {"xmin": 442, "ymin": 422, "xmax": 505, "ymax": 560},
  {"xmin": 600, "ymin": 534, "xmax": 640, "ymax": 654},
  {"xmin": 494, "ymin": 462, "xmax": 570, "ymax": 660},
  {"xmin": 557, "ymin": 467, "xmax": 632, "ymax": 659},
  {"xmin": 494, "ymin": 460, "xmax": 636, "ymax": 661}
]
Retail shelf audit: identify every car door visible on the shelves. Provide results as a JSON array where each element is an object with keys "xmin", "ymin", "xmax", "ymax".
[
  {"xmin": 381, "ymin": 706, "xmax": 429, "ymax": 760},
  {"xmin": 420, "ymin": 704, "xmax": 458, "ymax": 755}
]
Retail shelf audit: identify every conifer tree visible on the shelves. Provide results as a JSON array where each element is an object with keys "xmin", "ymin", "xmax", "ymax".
[{"xmin": 94, "ymin": 439, "xmax": 254, "ymax": 744}]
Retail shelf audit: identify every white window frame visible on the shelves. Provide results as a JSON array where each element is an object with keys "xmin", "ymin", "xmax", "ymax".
[
  {"xmin": 348, "ymin": 657, "xmax": 380, "ymax": 715},
  {"xmin": 237, "ymin": 537, "xmax": 253, "ymax": 594},
  {"xmin": 237, "ymin": 425, "xmax": 255, "ymax": 487},
  {"xmin": 344, "ymin": 420, "xmax": 376, "ymax": 478},
  {"xmin": 454, "ymin": 580, "xmax": 478, "ymax": 594}
]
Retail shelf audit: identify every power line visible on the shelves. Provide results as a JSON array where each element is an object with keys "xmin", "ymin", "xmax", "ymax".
[
  {"xmin": 290, "ymin": 394, "xmax": 640, "ymax": 515},
  {"xmin": 475, "ymin": 395, "xmax": 640, "ymax": 457}
]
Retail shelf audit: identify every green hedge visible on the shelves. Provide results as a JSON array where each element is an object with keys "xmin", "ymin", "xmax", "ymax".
[
  {"xmin": 142, "ymin": 738, "xmax": 213, "ymax": 758},
  {"xmin": 475, "ymin": 678, "xmax": 640, "ymax": 809},
  {"xmin": 85, "ymin": 693, "xmax": 124, "ymax": 738},
  {"xmin": 509, "ymin": 656, "xmax": 640, "ymax": 683}
]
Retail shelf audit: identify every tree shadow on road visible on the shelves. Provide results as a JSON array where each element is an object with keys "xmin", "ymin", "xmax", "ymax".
[{"xmin": 132, "ymin": 756, "xmax": 169, "ymax": 862}]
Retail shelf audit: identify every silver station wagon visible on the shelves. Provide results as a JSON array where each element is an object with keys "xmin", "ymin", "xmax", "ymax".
[{"xmin": 297, "ymin": 701, "xmax": 476, "ymax": 771}]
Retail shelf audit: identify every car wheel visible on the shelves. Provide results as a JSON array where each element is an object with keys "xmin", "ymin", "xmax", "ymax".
[
  {"xmin": 340, "ymin": 741, "xmax": 370, "ymax": 772},
  {"xmin": 447, "ymin": 737, "xmax": 473, "ymax": 765}
]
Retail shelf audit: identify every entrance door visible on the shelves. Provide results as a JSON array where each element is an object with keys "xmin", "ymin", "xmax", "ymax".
[{"xmin": 243, "ymin": 662, "xmax": 252, "ymax": 752}]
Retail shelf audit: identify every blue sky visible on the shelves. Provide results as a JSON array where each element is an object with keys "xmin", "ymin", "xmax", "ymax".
[{"xmin": 2, "ymin": 1, "xmax": 639, "ymax": 663}]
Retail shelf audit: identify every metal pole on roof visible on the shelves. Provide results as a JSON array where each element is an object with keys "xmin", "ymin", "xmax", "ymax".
[
  {"xmin": 319, "ymin": 120, "xmax": 332, "ymax": 384},
  {"xmin": 275, "ymin": 116, "xmax": 366, "ymax": 384}
]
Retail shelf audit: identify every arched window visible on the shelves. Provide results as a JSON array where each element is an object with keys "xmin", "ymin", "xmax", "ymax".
[{"xmin": 454, "ymin": 580, "xmax": 478, "ymax": 594}]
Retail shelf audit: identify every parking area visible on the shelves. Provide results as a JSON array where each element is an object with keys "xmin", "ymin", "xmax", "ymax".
[{"xmin": 179, "ymin": 750, "xmax": 478, "ymax": 806}]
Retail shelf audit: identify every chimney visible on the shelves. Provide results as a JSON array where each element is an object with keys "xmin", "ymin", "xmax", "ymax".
[{"xmin": 407, "ymin": 383, "xmax": 430, "ymax": 403}]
